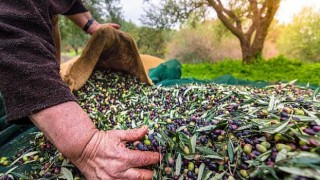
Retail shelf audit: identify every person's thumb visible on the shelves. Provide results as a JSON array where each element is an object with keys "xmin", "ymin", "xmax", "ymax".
[{"xmin": 117, "ymin": 125, "xmax": 148, "ymax": 142}]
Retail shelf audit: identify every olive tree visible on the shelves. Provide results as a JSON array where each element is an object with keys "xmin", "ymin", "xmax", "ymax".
[{"xmin": 142, "ymin": 0, "xmax": 280, "ymax": 64}]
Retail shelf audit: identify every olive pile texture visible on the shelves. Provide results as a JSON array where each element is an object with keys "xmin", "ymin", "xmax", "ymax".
[{"xmin": 1, "ymin": 70, "xmax": 319, "ymax": 180}]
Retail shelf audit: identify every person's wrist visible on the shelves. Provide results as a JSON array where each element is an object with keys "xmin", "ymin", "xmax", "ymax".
[
  {"xmin": 86, "ymin": 21, "xmax": 100, "ymax": 35},
  {"xmin": 71, "ymin": 130, "xmax": 104, "ymax": 177},
  {"xmin": 82, "ymin": 17, "xmax": 95, "ymax": 32}
]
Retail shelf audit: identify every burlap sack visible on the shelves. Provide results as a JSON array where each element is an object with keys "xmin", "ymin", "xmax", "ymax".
[{"xmin": 60, "ymin": 26, "xmax": 164, "ymax": 91}]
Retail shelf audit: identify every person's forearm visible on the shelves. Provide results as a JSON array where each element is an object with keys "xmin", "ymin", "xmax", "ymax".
[
  {"xmin": 66, "ymin": 11, "xmax": 120, "ymax": 35},
  {"xmin": 66, "ymin": 12, "xmax": 99, "ymax": 35},
  {"xmin": 29, "ymin": 101, "xmax": 98, "ymax": 160},
  {"xmin": 29, "ymin": 101, "xmax": 160, "ymax": 179}
]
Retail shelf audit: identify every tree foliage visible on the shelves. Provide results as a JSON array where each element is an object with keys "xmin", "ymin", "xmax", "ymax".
[
  {"xmin": 59, "ymin": 0, "xmax": 168, "ymax": 57},
  {"xmin": 103, "ymin": 0, "xmax": 124, "ymax": 24},
  {"xmin": 276, "ymin": 7, "xmax": 320, "ymax": 62},
  {"xmin": 166, "ymin": 19, "xmax": 242, "ymax": 63},
  {"xmin": 59, "ymin": 0, "xmax": 124, "ymax": 54},
  {"xmin": 142, "ymin": 0, "xmax": 281, "ymax": 64},
  {"xmin": 59, "ymin": 16, "xmax": 88, "ymax": 55},
  {"xmin": 136, "ymin": 27, "xmax": 167, "ymax": 58}
]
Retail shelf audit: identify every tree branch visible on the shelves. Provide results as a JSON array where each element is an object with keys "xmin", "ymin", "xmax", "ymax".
[
  {"xmin": 207, "ymin": 0, "xmax": 243, "ymax": 39},
  {"xmin": 246, "ymin": 0, "xmax": 259, "ymax": 39},
  {"xmin": 252, "ymin": 0, "xmax": 280, "ymax": 49}
]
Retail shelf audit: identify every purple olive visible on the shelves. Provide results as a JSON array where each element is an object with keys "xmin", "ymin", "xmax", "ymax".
[
  {"xmin": 303, "ymin": 128, "xmax": 316, "ymax": 136},
  {"xmin": 312, "ymin": 126, "xmax": 320, "ymax": 132}
]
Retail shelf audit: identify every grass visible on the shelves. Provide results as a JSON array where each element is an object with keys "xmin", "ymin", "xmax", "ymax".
[{"xmin": 181, "ymin": 56, "xmax": 320, "ymax": 86}]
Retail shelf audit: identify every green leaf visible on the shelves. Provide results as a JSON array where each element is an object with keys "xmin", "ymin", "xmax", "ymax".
[
  {"xmin": 175, "ymin": 154, "xmax": 182, "ymax": 176},
  {"xmin": 258, "ymin": 150, "xmax": 271, "ymax": 162},
  {"xmin": 152, "ymin": 170, "xmax": 158, "ymax": 180},
  {"xmin": 303, "ymin": 108, "xmax": 320, "ymax": 125},
  {"xmin": 204, "ymin": 155, "xmax": 224, "ymax": 160},
  {"xmin": 176, "ymin": 125, "xmax": 187, "ymax": 132},
  {"xmin": 278, "ymin": 167, "xmax": 320, "ymax": 179},
  {"xmin": 267, "ymin": 95, "xmax": 275, "ymax": 111},
  {"xmin": 197, "ymin": 163, "xmax": 205, "ymax": 180},
  {"xmin": 203, "ymin": 171, "xmax": 213, "ymax": 180},
  {"xmin": 287, "ymin": 151, "xmax": 320, "ymax": 159},
  {"xmin": 4, "ymin": 166, "xmax": 18, "ymax": 175},
  {"xmin": 178, "ymin": 132, "xmax": 191, "ymax": 144},
  {"xmin": 190, "ymin": 135, "xmax": 197, "ymax": 153},
  {"xmin": 178, "ymin": 175, "xmax": 184, "ymax": 180},
  {"xmin": 237, "ymin": 124, "xmax": 253, "ymax": 130},
  {"xmin": 276, "ymin": 149, "xmax": 288, "ymax": 162},
  {"xmin": 296, "ymin": 134, "xmax": 320, "ymax": 145},
  {"xmin": 261, "ymin": 120, "xmax": 290, "ymax": 134},
  {"xmin": 184, "ymin": 155, "xmax": 197, "ymax": 160},
  {"xmin": 282, "ymin": 79, "xmax": 298, "ymax": 87},
  {"xmin": 10, "ymin": 151, "xmax": 39, "ymax": 167},
  {"xmin": 61, "ymin": 167, "xmax": 73, "ymax": 180},
  {"xmin": 228, "ymin": 140, "xmax": 234, "ymax": 163},
  {"xmin": 9, "ymin": 172, "xmax": 29, "ymax": 179},
  {"xmin": 196, "ymin": 125, "xmax": 216, "ymax": 132},
  {"xmin": 210, "ymin": 172, "xmax": 226, "ymax": 180},
  {"xmin": 293, "ymin": 115, "xmax": 319, "ymax": 122},
  {"xmin": 312, "ymin": 87, "xmax": 320, "ymax": 101},
  {"xmin": 196, "ymin": 147, "xmax": 219, "ymax": 156},
  {"xmin": 289, "ymin": 157, "xmax": 320, "ymax": 165},
  {"xmin": 159, "ymin": 129, "xmax": 174, "ymax": 145},
  {"xmin": 267, "ymin": 167, "xmax": 280, "ymax": 180},
  {"xmin": 154, "ymin": 135, "xmax": 166, "ymax": 146}
]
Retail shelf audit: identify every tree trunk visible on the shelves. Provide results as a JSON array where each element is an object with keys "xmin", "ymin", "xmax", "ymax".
[
  {"xmin": 207, "ymin": 0, "xmax": 280, "ymax": 64},
  {"xmin": 240, "ymin": 37, "xmax": 263, "ymax": 64}
]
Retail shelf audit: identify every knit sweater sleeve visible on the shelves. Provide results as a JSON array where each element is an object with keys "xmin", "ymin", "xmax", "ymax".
[
  {"xmin": 0, "ymin": 0, "xmax": 77, "ymax": 124},
  {"xmin": 63, "ymin": 0, "xmax": 88, "ymax": 16}
]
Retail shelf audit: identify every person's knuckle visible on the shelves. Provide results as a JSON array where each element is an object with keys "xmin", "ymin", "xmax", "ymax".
[
  {"xmin": 134, "ymin": 171, "xmax": 142, "ymax": 180},
  {"xmin": 142, "ymin": 154, "xmax": 154, "ymax": 166}
]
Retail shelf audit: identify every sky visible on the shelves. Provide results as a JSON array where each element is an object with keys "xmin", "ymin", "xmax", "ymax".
[{"xmin": 120, "ymin": 0, "xmax": 320, "ymax": 25}]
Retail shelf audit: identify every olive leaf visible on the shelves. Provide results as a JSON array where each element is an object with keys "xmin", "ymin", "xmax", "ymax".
[
  {"xmin": 60, "ymin": 167, "xmax": 73, "ymax": 180},
  {"xmin": 278, "ymin": 167, "xmax": 320, "ymax": 179},
  {"xmin": 175, "ymin": 154, "xmax": 182, "ymax": 176},
  {"xmin": 197, "ymin": 163, "xmax": 205, "ymax": 180},
  {"xmin": 196, "ymin": 147, "xmax": 219, "ymax": 156},
  {"xmin": 204, "ymin": 155, "xmax": 224, "ymax": 160},
  {"xmin": 312, "ymin": 87, "xmax": 320, "ymax": 101},
  {"xmin": 196, "ymin": 125, "xmax": 216, "ymax": 132},
  {"xmin": 267, "ymin": 95, "xmax": 275, "ymax": 111},
  {"xmin": 190, "ymin": 135, "xmax": 197, "ymax": 153},
  {"xmin": 261, "ymin": 120, "xmax": 290, "ymax": 134},
  {"xmin": 276, "ymin": 149, "xmax": 288, "ymax": 163},
  {"xmin": 228, "ymin": 140, "xmax": 234, "ymax": 163},
  {"xmin": 9, "ymin": 151, "xmax": 39, "ymax": 167}
]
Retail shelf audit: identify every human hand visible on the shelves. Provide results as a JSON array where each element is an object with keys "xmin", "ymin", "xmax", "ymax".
[
  {"xmin": 87, "ymin": 22, "xmax": 120, "ymax": 35},
  {"xmin": 72, "ymin": 126, "xmax": 160, "ymax": 180}
]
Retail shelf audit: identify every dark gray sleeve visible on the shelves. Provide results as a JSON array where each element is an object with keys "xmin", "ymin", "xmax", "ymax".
[
  {"xmin": 62, "ymin": 0, "xmax": 89, "ymax": 16},
  {"xmin": 0, "ymin": 1, "xmax": 77, "ymax": 124}
]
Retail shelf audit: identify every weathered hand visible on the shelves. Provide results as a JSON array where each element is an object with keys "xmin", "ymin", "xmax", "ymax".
[
  {"xmin": 72, "ymin": 126, "xmax": 160, "ymax": 180},
  {"xmin": 87, "ymin": 22, "xmax": 120, "ymax": 35}
]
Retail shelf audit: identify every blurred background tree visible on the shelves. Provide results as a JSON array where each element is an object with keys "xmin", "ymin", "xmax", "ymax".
[
  {"xmin": 276, "ymin": 7, "xmax": 320, "ymax": 62},
  {"xmin": 59, "ymin": 0, "xmax": 168, "ymax": 59},
  {"xmin": 59, "ymin": 0, "xmax": 124, "ymax": 56},
  {"xmin": 142, "ymin": 0, "xmax": 281, "ymax": 64},
  {"xmin": 59, "ymin": 0, "xmax": 320, "ymax": 64},
  {"xmin": 59, "ymin": 16, "xmax": 88, "ymax": 56}
]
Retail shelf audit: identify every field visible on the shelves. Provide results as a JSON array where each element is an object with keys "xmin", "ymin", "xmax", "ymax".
[{"xmin": 182, "ymin": 56, "xmax": 320, "ymax": 86}]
